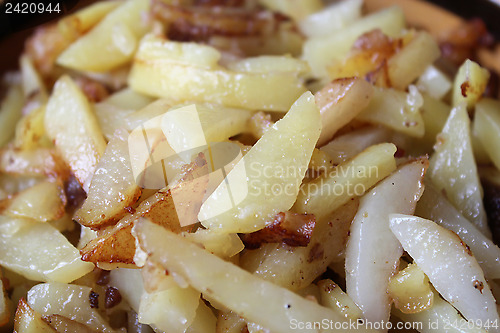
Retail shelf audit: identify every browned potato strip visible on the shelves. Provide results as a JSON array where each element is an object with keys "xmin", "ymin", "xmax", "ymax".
[
  {"xmin": 81, "ymin": 157, "xmax": 209, "ymax": 265},
  {"xmin": 315, "ymin": 77, "xmax": 374, "ymax": 146},
  {"xmin": 42, "ymin": 314, "xmax": 97, "ymax": 333},
  {"xmin": 74, "ymin": 129, "xmax": 142, "ymax": 228},
  {"xmin": 241, "ymin": 211, "xmax": 315, "ymax": 249},
  {"xmin": 1, "ymin": 179, "xmax": 66, "ymax": 222},
  {"xmin": 14, "ymin": 298, "xmax": 55, "ymax": 333}
]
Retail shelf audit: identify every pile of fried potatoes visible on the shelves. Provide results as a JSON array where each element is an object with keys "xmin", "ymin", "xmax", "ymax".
[{"xmin": 1, "ymin": 0, "xmax": 500, "ymax": 332}]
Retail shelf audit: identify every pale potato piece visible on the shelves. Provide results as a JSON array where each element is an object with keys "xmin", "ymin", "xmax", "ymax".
[
  {"xmin": 13, "ymin": 298, "xmax": 55, "ymax": 333},
  {"xmin": 394, "ymin": 294, "xmax": 487, "ymax": 333},
  {"xmin": 0, "ymin": 278, "xmax": 8, "ymax": 327},
  {"xmin": 474, "ymin": 98, "xmax": 500, "ymax": 171},
  {"xmin": 416, "ymin": 66, "xmax": 452, "ymax": 100},
  {"xmin": 103, "ymin": 87, "xmax": 153, "ymax": 110},
  {"xmin": 240, "ymin": 198, "xmax": 359, "ymax": 291},
  {"xmin": 57, "ymin": 0, "xmax": 150, "ymax": 72},
  {"xmin": 388, "ymin": 264, "xmax": 434, "ymax": 314},
  {"xmin": 345, "ymin": 159, "xmax": 427, "ymax": 324},
  {"xmin": 45, "ymin": 75, "xmax": 106, "ymax": 190},
  {"xmin": 181, "ymin": 229, "xmax": 244, "ymax": 259},
  {"xmin": 1, "ymin": 179, "xmax": 66, "ymax": 222},
  {"xmin": 215, "ymin": 311, "xmax": 247, "ymax": 333},
  {"xmin": 428, "ymin": 103, "xmax": 490, "ymax": 237},
  {"xmin": 186, "ymin": 299, "xmax": 217, "ymax": 333},
  {"xmin": 134, "ymin": 219, "xmax": 373, "ymax": 333},
  {"xmin": 415, "ymin": 185, "xmax": 500, "ymax": 280},
  {"xmin": 27, "ymin": 283, "xmax": 116, "ymax": 333},
  {"xmin": 109, "ymin": 268, "xmax": 143, "ymax": 312},
  {"xmin": 389, "ymin": 214, "xmax": 500, "ymax": 324},
  {"xmin": 199, "ymin": 92, "xmax": 320, "ymax": 233},
  {"xmin": 452, "ymin": 59, "xmax": 490, "ymax": 109},
  {"xmin": 0, "ymin": 148, "xmax": 69, "ymax": 179},
  {"xmin": 129, "ymin": 35, "xmax": 307, "ymax": 112},
  {"xmin": 56, "ymin": 0, "xmax": 121, "ymax": 40},
  {"xmin": 317, "ymin": 279, "xmax": 363, "ymax": 321},
  {"xmin": 258, "ymin": 0, "xmax": 322, "ymax": 21},
  {"xmin": 298, "ymin": 0, "xmax": 363, "ymax": 38},
  {"xmin": 0, "ymin": 215, "xmax": 93, "ymax": 283},
  {"xmin": 319, "ymin": 126, "xmax": 392, "ymax": 165},
  {"xmin": 93, "ymin": 103, "xmax": 136, "ymax": 141},
  {"xmin": 315, "ymin": 77, "xmax": 373, "ymax": 146},
  {"xmin": 41, "ymin": 314, "xmax": 98, "ymax": 333},
  {"xmin": 387, "ymin": 31, "xmax": 441, "ymax": 90},
  {"xmin": 138, "ymin": 285, "xmax": 200, "ymax": 333},
  {"xmin": 226, "ymin": 55, "xmax": 309, "ymax": 75},
  {"xmin": 356, "ymin": 85, "xmax": 425, "ymax": 138},
  {"xmin": 74, "ymin": 129, "xmax": 142, "ymax": 228},
  {"xmin": 0, "ymin": 84, "xmax": 24, "ymax": 148},
  {"xmin": 417, "ymin": 94, "xmax": 450, "ymax": 153},
  {"xmin": 294, "ymin": 143, "xmax": 397, "ymax": 222},
  {"xmin": 14, "ymin": 105, "xmax": 52, "ymax": 150},
  {"xmin": 20, "ymin": 55, "xmax": 47, "ymax": 100},
  {"xmin": 303, "ymin": 6, "xmax": 405, "ymax": 79}
]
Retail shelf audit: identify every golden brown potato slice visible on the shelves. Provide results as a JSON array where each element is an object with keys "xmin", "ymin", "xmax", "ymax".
[
  {"xmin": 0, "ymin": 84, "xmax": 24, "ymax": 148},
  {"xmin": 42, "ymin": 315, "xmax": 97, "ymax": 333},
  {"xmin": 81, "ymin": 157, "xmax": 209, "ymax": 265},
  {"xmin": 0, "ymin": 179, "xmax": 66, "ymax": 222},
  {"xmin": 14, "ymin": 106, "xmax": 52, "ymax": 150},
  {"xmin": 74, "ymin": 129, "xmax": 142, "ymax": 228},
  {"xmin": 45, "ymin": 75, "xmax": 106, "ymax": 190},
  {"xmin": 14, "ymin": 298, "xmax": 55, "ymax": 333}
]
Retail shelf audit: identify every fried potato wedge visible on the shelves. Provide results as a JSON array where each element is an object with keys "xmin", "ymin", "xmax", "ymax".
[
  {"xmin": 74, "ymin": 129, "xmax": 142, "ymax": 228},
  {"xmin": 345, "ymin": 159, "xmax": 427, "ymax": 323},
  {"xmin": 452, "ymin": 59, "xmax": 490, "ymax": 109},
  {"xmin": 0, "ymin": 216, "xmax": 93, "ymax": 282},
  {"xmin": 315, "ymin": 77, "xmax": 373, "ymax": 147},
  {"xmin": 27, "ymin": 283, "xmax": 116, "ymax": 333},
  {"xmin": 0, "ymin": 278, "xmax": 8, "ymax": 327},
  {"xmin": 57, "ymin": 0, "xmax": 150, "ymax": 72},
  {"xmin": 474, "ymin": 98, "xmax": 500, "ymax": 171},
  {"xmin": 390, "ymin": 214, "xmax": 500, "ymax": 324},
  {"xmin": 45, "ymin": 75, "xmax": 106, "ymax": 190},
  {"xmin": 0, "ymin": 179, "xmax": 66, "ymax": 222},
  {"xmin": 0, "ymin": 84, "xmax": 24, "ymax": 148},
  {"xmin": 14, "ymin": 298, "xmax": 55, "ymax": 333},
  {"xmin": 134, "ymin": 219, "xmax": 373, "ymax": 333},
  {"xmin": 81, "ymin": 158, "xmax": 208, "ymax": 265},
  {"xmin": 428, "ymin": 103, "xmax": 490, "ymax": 237},
  {"xmin": 388, "ymin": 264, "xmax": 434, "ymax": 314},
  {"xmin": 129, "ymin": 35, "xmax": 307, "ymax": 111},
  {"xmin": 199, "ymin": 92, "xmax": 320, "ymax": 233},
  {"xmin": 317, "ymin": 279, "xmax": 363, "ymax": 321},
  {"xmin": 0, "ymin": 148, "xmax": 69, "ymax": 179},
  {"xmin": 14, "ymin": 105, "xmax": 52, "ymax": 150}
]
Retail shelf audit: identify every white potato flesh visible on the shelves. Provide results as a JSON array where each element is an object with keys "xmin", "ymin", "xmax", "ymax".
[
  {"xmin": 94, "ymin": 103, "xmax": 136, "ymax": 141},
  {"xmin": 345, "ymin": 159, "xmax": 427, "ymax": 324},
  {"xmin": 226, "ymin": 55, "xmax": 309, "ymax": 75},
  {"xmin": 103, "ymin": 88, "xmax": 154, "ymax": 110},
  {"xmin": 138, "ymin": 285, "xmax": 200, "ymax": 333},
  {"xmin": 186, "ymin": 299, "xmax": 217, "ymax": 333},
  {"xmin": 387, "ymin": 31, "xmax": 441, "ymax": 91},
  {"xmin": 298, "ymin": 0, "xmax": 362, "ymax": 38},
  {"xmin": 74, "ymin": 129, "xmax": 142, "ymax": 228},
  {"xmin": 416, "ymin": 66, "xmax": 452, "ymax": 100},
  {"xmin": 45, "ymin": 75, "xmax": 106, "ymax": 189},
  {"xmin": 0, "ymin": 84, "xmax": 24, "ymax": 148},
  {"xmin": 27, "ymin": 283, "xmax": 116, "ymax": 333},
  {"xmin": 199, "ymin": 92, "xmax": 320, "ymax": 233},
  {"xmin": 181, "ymin": 229, "xmax": 244, "ymax": 259},
  {"xmin": 389, "ymin": 214, "xmax": 500, "ymax": 324},
  {"xmin": 452, "ymin": 59, "xmax": 490, "ymax": 109},
  {"xmin": 415, "ymin": 185, "xmax": 500, "ymax": 280},
  {"xmin": 109, "ymin": 268, "xmax": 144, "ymax": 312},
  {"xmin": 356, "ymin": 86, "xmax": 425, "ymax": 138},
  {"xmin": 13, "ymin": 298, "xmax": 55, "ymax": 333},
  {"xmin": 294, "ymin": 143, "xmax": 397, "ymax": 222},
  {"xmin": 129, "ymin": 35, "xmax": 307, "ymax": 112},
  {"xmin": 303, "ymin": 6, "xmax": 405, "ymax": 79},
  {"xmin": 2, "ymin": 180, "xmax": 66, "ymax": 222},
  {"xmin": 428, "ymin": 102, "xmax": 490, "ymax": 237},
  {"xmin": 57, "ymin": 0, "xmax": 150, "ymax": 72},
  {"xmin": 418, "ymin": 94, "xmax": 450, "ymax": 152},
  {"xmin": 319, "ymin": 127, "xmax": 392, "ymax": 165},
  {"xmin": 394, "ymin": 294, "xmax": 487, "ymax": 333},
  {"xmin": 134, "ymin": 219, "xmax": 375, "ymax": 333},
  {"xmin": 0, "ymin": 215, "xmax": 93, "ymax": 283},
  {"xmin": 20, "ymin": 54, "xmax": 47, "ymax": 99},
  {"xmin": 474, "ymin": 98, "xmax": 500, "ymax": 171},
  {"xmin": 315, "ymin": 77, "xmax": 373, "ymax": 146}
]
